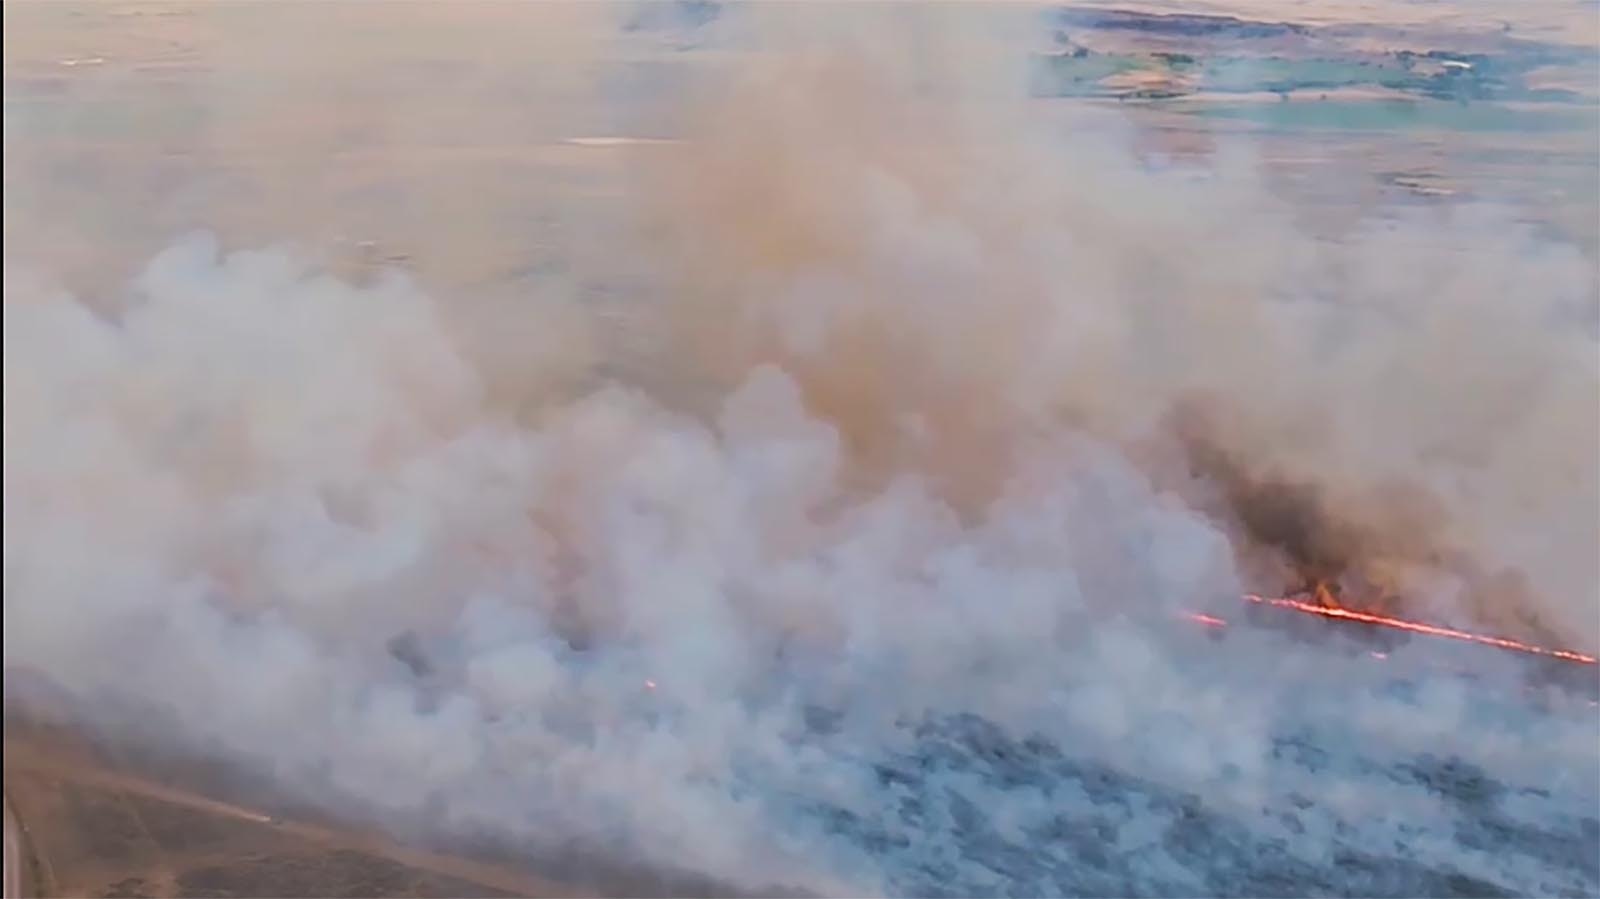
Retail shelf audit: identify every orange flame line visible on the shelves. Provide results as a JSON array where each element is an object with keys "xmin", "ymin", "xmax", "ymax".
[
  {"xmin": 1240, "ymin": 594, "xmax": 1598, "ymax": 665},
  {"xmin": 1183, "ymin": 611, "xmax": 1229, "ymax": 628}
]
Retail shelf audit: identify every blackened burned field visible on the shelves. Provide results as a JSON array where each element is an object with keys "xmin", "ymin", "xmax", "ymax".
[
  {"xmin": 803, "ymin": 713, "xmax": 1598, "ymax": 898},
  {"xmin": 12, "ymin": 639, "xmax": 1597, "ymax": 899}
]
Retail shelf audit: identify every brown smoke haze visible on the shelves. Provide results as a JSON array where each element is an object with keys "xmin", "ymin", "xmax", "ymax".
[{"xmin": 636, "ymin": 8, "xmax": 1599, "ymax": 647}]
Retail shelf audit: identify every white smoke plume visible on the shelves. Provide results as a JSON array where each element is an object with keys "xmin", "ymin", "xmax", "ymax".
[{"xmin": 4, "ymin": 2, "xmax": 1597, "ymax": 895}]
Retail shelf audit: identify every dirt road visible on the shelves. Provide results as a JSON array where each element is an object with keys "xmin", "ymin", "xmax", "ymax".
[
  {"xmin": 3, "ymin": 794, "xmax": 22, "ymax": 899},
  {"xmin": 5, "ymin": 745, "xmax": 588, "ymax": 898}
]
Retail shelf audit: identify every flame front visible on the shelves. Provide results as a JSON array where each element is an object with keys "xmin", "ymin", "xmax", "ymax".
[
  {"xmin": 1177, "ymin": 578, "xmax": 1596, "ymax": 667},
  {"xmin": 1183, "ymin": 612, "xmax": 1229, "ymax": 628},
  {"xmin": 1221, "ymin": 592, "xmax": 1598, "ymax": 665}
]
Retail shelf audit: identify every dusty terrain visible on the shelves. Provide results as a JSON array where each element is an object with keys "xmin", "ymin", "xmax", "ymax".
[
  {"xmin": 4, "ymin": 794, "xmax": 24, "ymax": 899},
  {"xmin": 5, "ymin": 1, "xmax": 1595, "ymax": 297},
  {"xmin": 3, "ymin": 709, "xmax": 582, "ymax": 899},
  {"xmin": 2, "ymin": 678, "xmax": 794, "ymax": 899}
]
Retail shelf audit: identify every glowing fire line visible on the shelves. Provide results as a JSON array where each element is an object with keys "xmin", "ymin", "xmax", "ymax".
[
  {"xmin": 1185, "ymin": 612, "xmax": 1228, "ymax": 628},
  {"xmin": 1193, "ymin": 594, "xmax": 1597, "ymax": 665}
]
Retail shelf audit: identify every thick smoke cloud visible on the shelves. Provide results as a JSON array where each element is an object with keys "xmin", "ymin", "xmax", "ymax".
[
  {"xmin": 4, "ymin": 2, "xmax": 1597, "ymax": 895},
  {"xmin": 637, "ymin": 10, "xmax": 1599, "ymax": 647}
]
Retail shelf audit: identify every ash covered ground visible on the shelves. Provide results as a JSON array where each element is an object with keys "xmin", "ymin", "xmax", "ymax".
[
  {"xmin": 806, "ymin": 711, "xmax": 1598, "ymax": 898},
  {"xmin": 4, "ymin": 2, "xmax": 1598, "ymax": 897}
]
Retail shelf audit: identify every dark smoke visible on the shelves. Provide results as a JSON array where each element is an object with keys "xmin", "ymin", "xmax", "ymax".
[
  {"xmin": 1172, "ymin": 397, "xmax": 1578, "ymax": 649},
  {"xmin": 1172, "ymin": 397, "xmax": 1418, "ymax": 610}
]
